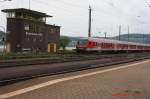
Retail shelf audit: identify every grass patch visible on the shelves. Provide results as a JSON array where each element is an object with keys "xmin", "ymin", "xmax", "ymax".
[
  {"xmin": 0, "ymin": 53, "xmax": 58, "ymax": 60},
  {"xmin": 0, "ymin": 50, "xmax": 76, "ymax": 60}
]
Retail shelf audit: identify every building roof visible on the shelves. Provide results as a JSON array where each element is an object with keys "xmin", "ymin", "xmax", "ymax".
[
  {"xmin": 46, "ymin": 24, "xmax": 61, "ymax": 28},
  {"xmin": 2, "ymin": 8, "xmax": 52, "ymax": 17}
]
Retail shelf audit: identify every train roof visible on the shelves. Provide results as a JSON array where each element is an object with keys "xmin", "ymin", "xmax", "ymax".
[{"xmin": 79, "ymin": 37, "xmax": 150, "ymax": 46}]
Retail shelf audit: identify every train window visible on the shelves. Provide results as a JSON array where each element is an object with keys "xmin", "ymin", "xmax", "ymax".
[
  {"xmin": 78, "ymin": 40, "xmax": 88, "ymax": 45},
  {"xmin": 89, "ymin": 42, "xmax": 91, "ymax": 45},
  {"xmin": 92, "ymin": 42, "xmax": 94, "ymax": 45},
  {"xmin": 103, "ymin": 43, "xmax": 106, "ymax": 47},
  {"xmin": 94, "ymin": 42, "xmax": 97, "ymax": 46},
  {"xmin": 98, "ymin": 43, "xmax": 101, "ymax": 46},
  {"xmin": 96, "ymin": 42, "xmax": 98, "ymax": 46},
  {"xmin": 92, "ymin": 42, "xmax": 95, "ymax": 45},
  {"xmin": 102, "ymin": 43, "xmax": 105, "ymax": 47}
]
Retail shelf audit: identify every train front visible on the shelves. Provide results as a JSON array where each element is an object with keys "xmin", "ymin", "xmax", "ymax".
[{"xmin": 76, "ymin": 39, "xmax": 88, "ymax": 52}]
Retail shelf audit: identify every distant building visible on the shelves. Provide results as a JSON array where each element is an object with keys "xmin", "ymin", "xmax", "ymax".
[{"xmin": 2, "ymin": 8, "xmax": 60, "ymax": 53}]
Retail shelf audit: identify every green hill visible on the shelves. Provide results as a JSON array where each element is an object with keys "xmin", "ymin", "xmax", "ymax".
[{"xmin": 112, "ymin": 34, "xmax": 150, "ymax": 44}]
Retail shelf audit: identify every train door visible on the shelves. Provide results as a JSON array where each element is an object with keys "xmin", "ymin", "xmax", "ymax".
[{"xmin": 48, "ymin": 43, "xmax": 57, "ymax": 53}]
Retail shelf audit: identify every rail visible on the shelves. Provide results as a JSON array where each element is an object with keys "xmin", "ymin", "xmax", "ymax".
[{"xmin": 0, "ymin": 52, "xmax": 150, "ymax": 86}]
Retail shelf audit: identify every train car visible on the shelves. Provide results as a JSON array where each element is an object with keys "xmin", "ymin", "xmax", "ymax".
[{"xmin": 76, "ymin": 37, "xmax": 150, "ymax": 52}]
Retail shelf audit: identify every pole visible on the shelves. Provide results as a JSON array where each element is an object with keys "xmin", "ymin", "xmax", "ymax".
[
  {"xmin": 29, "ymin": 0, "xmax": 31, "ymax": 9},
  {"xmin": 119, "ymin": 25, "xmax": 121, "ymax": 41},
  {"xmin": 128, "ymin": 25, "xmax": 130, "ymax": 42},
  {"xmin": 143, "ymin": 33, "xmax": 144, "ymax": 43},
  {"xmin": 104, "ymin": 32, "xmax": 107, "ymax": 39},
  {"xmin": 88, "ymin": 5, "xmax": 92, "ymax": 37}
]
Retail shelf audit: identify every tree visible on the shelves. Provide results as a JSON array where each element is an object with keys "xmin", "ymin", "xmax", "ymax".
[{"xmin": 60, "ymin": 36, "xmax": 70, "ymax": 51}]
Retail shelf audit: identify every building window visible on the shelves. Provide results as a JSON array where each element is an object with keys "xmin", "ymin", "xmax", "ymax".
[
  {"xmin": 29, "ymin": 24, "xmax": 34, "ymax": 32},
  {"xmin": 49, "ymin": 28, "xmax": 55, "ymax": 33},
  {"xmin": 24, "ymin": 24, "xmax": 30, "ymax": 31},
  {"xmin": 7, "ymin": 12, "xmax": 15, "ymax": 18}
]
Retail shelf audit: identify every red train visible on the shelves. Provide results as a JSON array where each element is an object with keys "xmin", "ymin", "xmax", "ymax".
[{"xmin": 76, "ymin": 37, "xmax": 150, "ymax": 52}]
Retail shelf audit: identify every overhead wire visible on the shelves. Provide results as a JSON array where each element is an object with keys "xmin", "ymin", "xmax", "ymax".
[
  {"xmin": 51, "ymin": 0, "xmax": 87, "ymax": 10},
  {"xmin": 17, "ymin": 0, "xmax": 150, "ymax": 36},
  {"xmin": 31, "ymin": 0, "xmax": 89, "ymax": 35},
  {"xmin": 143, "ymin": 0, "xmax": 150, "ymax": 7},
  {"xmin": 33, "ymin": 0, "xmax": 88, "ymax": 17}
]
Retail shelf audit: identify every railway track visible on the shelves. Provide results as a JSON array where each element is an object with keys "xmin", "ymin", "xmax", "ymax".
[
  {"xmin": 0, "ymin": 52, "xmax": 150, "ymax": 86},
  {"xmin": 0, "ymin": 52, "xmax": 149, "ymax": 68}
]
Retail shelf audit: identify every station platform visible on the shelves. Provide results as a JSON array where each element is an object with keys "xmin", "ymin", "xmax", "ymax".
[{"xmin": 0, "ymin": 60, "xmax": 150, "ymax": 99}]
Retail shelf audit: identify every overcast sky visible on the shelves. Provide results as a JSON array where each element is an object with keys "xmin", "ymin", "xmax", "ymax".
[{"xmin": 1, "ymin": 0, "xmax": 150, "ymax": 37}]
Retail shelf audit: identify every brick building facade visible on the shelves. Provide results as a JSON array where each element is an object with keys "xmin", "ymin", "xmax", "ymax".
[{"xmin": 2, "ymin": 8, "xmax": 60, "ymax": 53}]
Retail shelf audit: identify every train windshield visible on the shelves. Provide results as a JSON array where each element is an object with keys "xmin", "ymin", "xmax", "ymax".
[{"xmin": 77, "ymin": 39, "xmax": 88, "ymax": 45}]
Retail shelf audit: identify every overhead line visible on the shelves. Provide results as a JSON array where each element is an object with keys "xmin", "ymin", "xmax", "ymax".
[
  {"xmin": 33, "ymin": 0, "xmax": 88, "ymax": 17},
  {"xmin": 143, "ymin": 0, "xmax": 150, "ymax": 7},
  {"xmin": 53, "ymin": 0, "xmax": 87, "ymax": 10}
]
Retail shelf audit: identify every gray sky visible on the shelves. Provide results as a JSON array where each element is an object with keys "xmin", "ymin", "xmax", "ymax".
[{"xmin": 0, "ymin": 0, "xmax": 150, "ymax": 37}]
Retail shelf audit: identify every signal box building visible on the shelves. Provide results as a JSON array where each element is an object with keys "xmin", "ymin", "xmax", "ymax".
[{"xmin": 2, "ymin": 8, "xmax": 60, "ymax": 53}]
